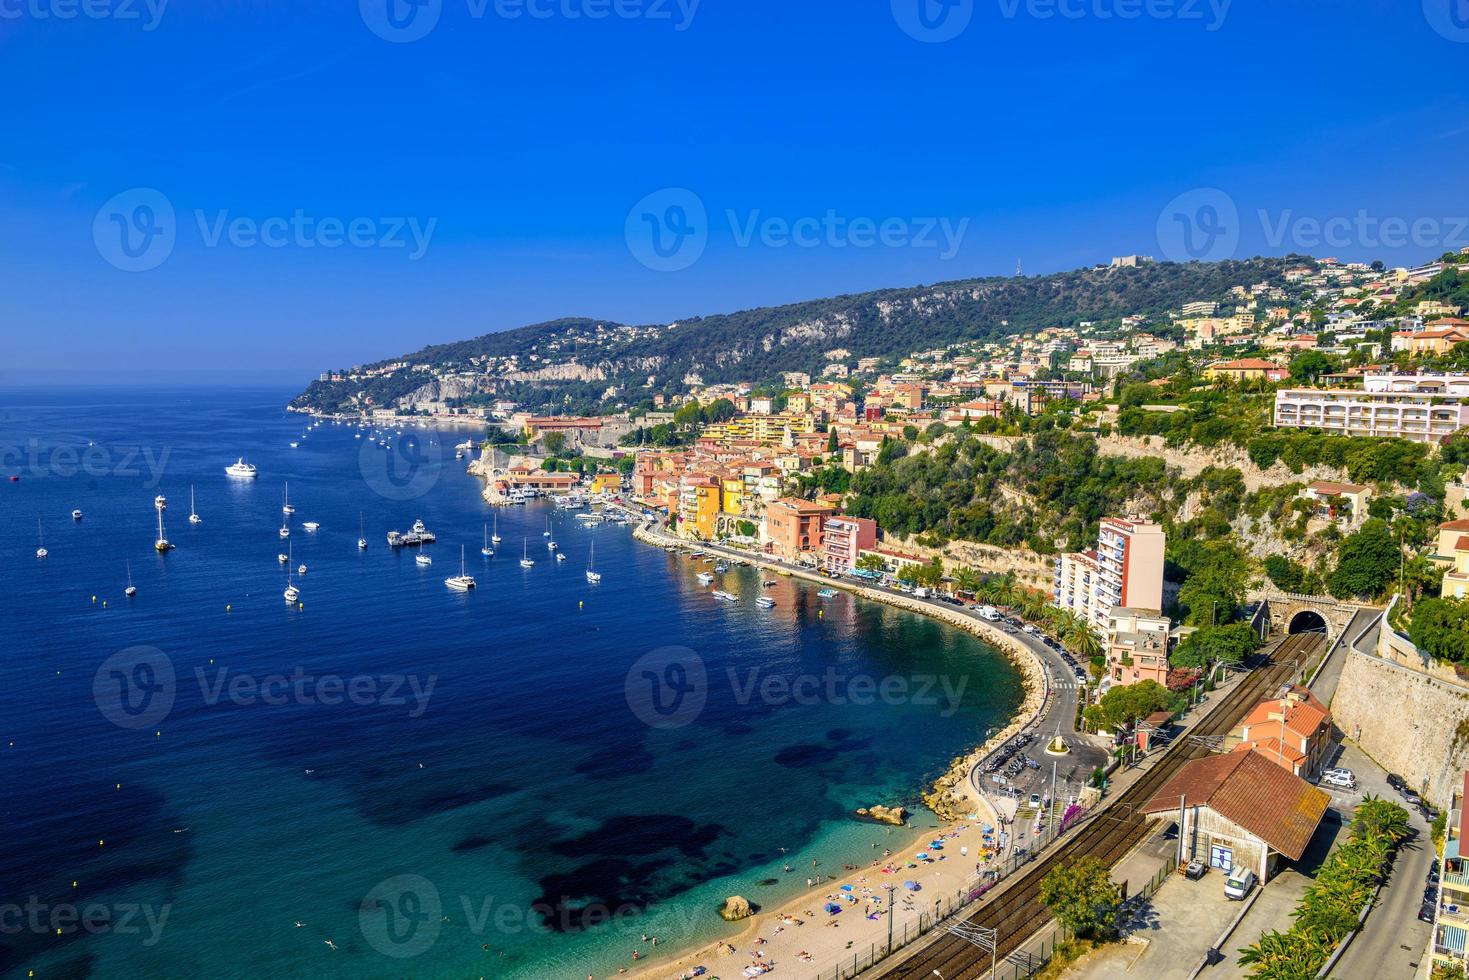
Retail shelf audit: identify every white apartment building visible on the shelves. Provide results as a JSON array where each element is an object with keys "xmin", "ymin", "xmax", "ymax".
[
  {"xmin": 1053, "ymin": 518, "xmax": 1167, "ymax": 631},
  {"xmin": 1273, "ymin": 373, "xmax": 1469, "ymax": 444}
]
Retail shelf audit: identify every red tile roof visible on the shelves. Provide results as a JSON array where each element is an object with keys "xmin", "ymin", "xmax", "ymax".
[{"xmin": 1139, "ymin": 751, "xmax": 1329, "ymax": 860}]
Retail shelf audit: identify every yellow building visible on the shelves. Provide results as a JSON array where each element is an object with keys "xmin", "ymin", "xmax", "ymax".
[
  {"xmin": 677, "ymin": 476, "xmax": 721, "ymax": 540},
  {"xmin": 590, "ymin": 472, "xmax": 622, "ymax": 495},
  {"xmin": 1439, "ymin": 519, "xmax": 1469, "ymax": 600},
  {"xmin": 720, "ymin": 476, "xmax": 746, "ymax": 516}
]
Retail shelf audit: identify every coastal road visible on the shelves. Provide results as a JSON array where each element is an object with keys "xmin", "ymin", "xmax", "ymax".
[{"xmin": 872, "ymin": 632, "xmax": 1329, "ymax": 980}]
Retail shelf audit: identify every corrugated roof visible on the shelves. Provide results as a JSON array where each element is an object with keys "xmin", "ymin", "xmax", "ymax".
[{"xmin": 1140, "ymin": 751, "xmax": 1330, "ymax": 860}]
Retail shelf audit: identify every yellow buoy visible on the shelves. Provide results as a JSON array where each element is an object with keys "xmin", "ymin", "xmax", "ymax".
[
  {"xmin": 98, "ymin": 839, "xmax": 104, "ymax": 847},
  {"xmin": 579, "ymin": 601, "xmax": 584, "ymax": 610}
]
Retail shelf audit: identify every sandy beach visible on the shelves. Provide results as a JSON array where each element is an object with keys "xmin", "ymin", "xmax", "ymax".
[{"xmin": 618, "ymin": 807, "xmax": 1005, "ymax": 980}]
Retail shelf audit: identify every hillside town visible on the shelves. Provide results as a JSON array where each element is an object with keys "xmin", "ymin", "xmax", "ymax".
[{"xmin": 304, "ymin": 250, "xmax": 1469, "ymax": 980}]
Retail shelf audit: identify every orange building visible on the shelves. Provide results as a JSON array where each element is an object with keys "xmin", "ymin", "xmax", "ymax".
[
  {"xmin": 764, "ymin": 497, "xmax": 836, "ymax": 561},
  {"xmin": 1231, "ymin": 687, "xmax": 1332, "ymax": 778}
]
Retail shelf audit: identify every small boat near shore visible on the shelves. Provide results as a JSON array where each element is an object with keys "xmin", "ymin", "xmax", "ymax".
[
  {"xmin": 817, "ymin": 588, "xmax": 838, "ymax": 598},
  {"xmin": 711, "ymin": 590, "xmax": 739, "ymax": 602},
  {"xmin": 697, "ymin": 572, "xmax": 714, "ymax": 585},
  {"xmin": 756, "ymin": 596, "xmax": 776, "ymax": 608}
]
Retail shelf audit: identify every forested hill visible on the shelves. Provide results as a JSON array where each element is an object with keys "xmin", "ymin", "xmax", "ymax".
[{"xmin": 292, "ymin": 255, "xmax": 1311, "ymax": 414}]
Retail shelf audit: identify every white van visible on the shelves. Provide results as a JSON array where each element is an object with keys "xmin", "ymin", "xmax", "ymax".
[
  {"xmin": 914, "ymin": 587, "xmax": 930, "ymax": 598},
  {"xmin": 1224, "ymin": 867, "xmax": 1257, "ymax": 900},
  {"xmin": 979, "ymin": 605, "xmax": 1000, "ymax": 621}
]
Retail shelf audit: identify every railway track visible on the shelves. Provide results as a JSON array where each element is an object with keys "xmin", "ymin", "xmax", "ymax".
[{"xmin": 879, "ymin": 631, "xmax": 1326, "ymax": 980}]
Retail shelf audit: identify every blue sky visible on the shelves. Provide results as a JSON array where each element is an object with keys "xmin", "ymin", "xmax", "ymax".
[{"xmin": 2, "ymin": 0, "xmax": 1467, "ymax": 384}]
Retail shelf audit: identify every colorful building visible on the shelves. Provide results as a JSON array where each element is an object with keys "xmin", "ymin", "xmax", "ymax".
[
  {"xmin": 821, "ymin": 516, "xmax": 877, "ymax": 575},
  {"xmin": 764, "ymin": 497, "xmax": 836, "ymax": 561},
  {"xmin": 1054, "ymin": 518, "xmax": 1166, "ymax": 631},
  {"xmin": 1105, "ymin": 607, "xmax": 1171, "ymax": 687}
]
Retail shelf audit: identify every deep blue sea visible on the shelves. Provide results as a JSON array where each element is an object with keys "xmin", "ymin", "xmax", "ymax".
[{"xmin": 0, "ymin": 387, "xmax": 1022, "ymax": 980}]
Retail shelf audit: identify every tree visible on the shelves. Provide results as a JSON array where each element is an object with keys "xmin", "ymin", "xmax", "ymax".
[
  {"xmin": 542, "ymin": 431, "xmax": 567, "ymax": 456},
  {"xmin": 857, "ymin": 553, "xmax": 886, "ymax": 573},
  {"xmin": 1170, "ymin": 622, "xmax": 1259, "ymax": 670},
  {"xmin": 1039, "ymin": 857, "xmax": 1123, "ymax": 939},
  {"xmin": 1083, "ymin": 680, "xmax": 1172, "ymax": 733},
  {"xmin": 1289, "ymin": 350, "xmax": 1334, "ymax": 385},
  {"xmin": 1328, "ymin": 519, "xmax": 1400, "ymax": 599},
  {"xmin": 1408, "ymin": 597, "xmax": 1469, "ymax": 663},
  {"xmin": 707, "ymin": 398, "xmax": 737, "ymax": 423},
  {"xmin": 827, "ymin": 428, "xmax": 839, "ymax": 452}
]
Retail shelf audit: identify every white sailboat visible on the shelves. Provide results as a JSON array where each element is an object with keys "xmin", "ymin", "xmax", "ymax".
[
  {"xmin": 281, "ymin": 482, "xmax": 294, "ymax": 516},
  {"xmin": 480, "ymin": 524, "xmax": 494, "ymax": 557},
  {"xmin": 416, "ymin": 553, "xmax": 433, "ymax": 567},
  {"xmin": 125, "ymin": 560, "xmax": 137, "ymax": 597},
  {"xmin": 154, "ymin": 505, "xmax": 172, "ymax": 552},
  {"xmin": 283, "ymin": 542, "xmax": 299, "ymax": 603},
  {"xmin": 491, "ymin": 513, "xmax": 501, "ymax": 545},
  {"xmin": 519, "ymin": 538, "xmax": 535, "ymax": 568},
  {"xmin": 279, "ymin": 515, "xmax": 290, "ymax": 539},
  {"xmin": 35, "ymin": 519, "xmax": 47, "ymax": 558},
  {"xmin": 445, "ymin": 545, "xmax": 476, "ymax": 591},
  {"xmin": 542, "ymin": 518, "xmax": 551, "ymax": 537},
  {"xmin": 585, "ymin": 541, "xmax": 601, "ymax": 583},
  {"xmin": 188, "ymin": 485, "xmax": 202, "ymax": 524},
  {"xmin": 357, "ymin": 513, "xmax": 368, "ymax": 551}
]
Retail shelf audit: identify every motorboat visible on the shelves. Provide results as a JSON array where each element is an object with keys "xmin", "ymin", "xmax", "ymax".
[
  {"xmin": 697, "ymin": 572, "xmax": 714, "ymax": 585},
  {"xmin": 303, "ymin": 522, "xmax": 320, "ymax": 531},
  {"xmin": 278, "ymin": 553, "xmax": 288, "ymax": 564},
  {"xmin": 298, "ymin": 564, "xmax": 307, "ymax": 575},
  {"xmin": 444, "ymin": 545, "xmax": 476, "ymax": 591},
  {"xmin": 416, "ymin": 553, "xmax": 433, "ymax": 567},
  {"xmin": 756, "ymin": 596, "xmax": 776, "ymax": 608},
  {"xmin": 225, "ymin": 458, "xmax": 258, "ymax": 479},
  {"xmin": 71, "ymin": 509, "xmax": 82, "ymax": 521},
  {"xmin": 817, "ymin": 588, "xmax": 838, "ymax": 598},
  {"xmin": 555, "ymin": 552, "xmax": 566, "ymax": 562},
  {"xmin": 712, "ymin": 590, "xmax": 739, "ymax": 602}
]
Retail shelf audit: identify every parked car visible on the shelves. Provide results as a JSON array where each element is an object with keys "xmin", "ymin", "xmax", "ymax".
[
  {"xmin": 1321, "ymin": 769, "xmax": 1356, "ymax": 789},
  {"xmin": 1387, "ymin": 773, "xmax": 1408, "ymax": 793},
  {"xmin": 1224, "ymin": 868, "xmax": 1257, "ymax": 900},
  {"xmin": 1420, "ymin": 900, "xmax": 1438, "ymax": 922},
  {"xmin": 1075, "ymin": 669, "xmax": 1088, "ymax": 683},
  {"xmin": 1185, "ymin": 859, "xmax": 1207, "ymax": 880},
  {"xmin": 1028, "ymin": 793, "xmax": 1042, "ymax": 807}
]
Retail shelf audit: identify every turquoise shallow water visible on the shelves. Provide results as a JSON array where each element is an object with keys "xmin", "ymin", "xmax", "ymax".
[{"xmin": 0, "ymin": 387, "xmax": 1023, "ymax": 979}]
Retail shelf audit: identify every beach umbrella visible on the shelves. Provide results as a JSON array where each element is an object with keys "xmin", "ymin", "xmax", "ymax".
[
  {"xmin": 903, "ymin": 880, "xmax": 920, "ymax": 891},
  {"xmin": 839, "ymin": 884, "xmax": 853, "ymax": 892}
]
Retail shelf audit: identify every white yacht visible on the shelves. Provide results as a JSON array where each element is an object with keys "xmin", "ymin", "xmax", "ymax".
[
  {"xmin": 154, "ymin": 494, "xmax": 167, "ymax": 510},
  {"xmin": 124, "ymin": 560, "xmax": 136, "ymax": 597},
  {"xmin": 416, "ymin": 553, "xmax": 433, "ymax": 567},
  {"xmin": 71, "ymin": 509, "xmax": 82, "ymax": 521},
  {"xmin": 696, "ymin": 572, "xmax": 714, "ymax": 585},
  {"xmin": 281, "ymin": 482, "xmax": 294, "ymax": 516},
  {"xmin": 519, "ymin": 539, "xmax": 535, "ymax": 568},
  {"xmin": 303, "ymin": 522, "xmax": 320, "ymax": 531},
  {"xmin": 555, "ymin": 552, "xmax": 566, "ymax": 562},
  {"xmin": 480, "ymin": 524, "xmax": 494, "ymax": 557},
  {"xmin": 445, "ymin": 545, "xmax": 476, "ymax": 591},
  {"xmin": 289, "ymin": 441, "xmax": 299, "ymax": 449},
  {"xmin": 188, "ymin": 485, "xmax": 202, "ymax": 524},
  {"xmin": 712, "ymin": 590, "xmax": 739, "ymax": 602},
  {"xmin": 278, "ymin": 552, "xmax": 288, "ymax": 564},
  {"xmin": 35, "ymin": 519, "xmax": 47, "ymax": 559},
  {"xmin": 585, "ymin": 541, "xmax": 602, "ymax": 583},
  {"xmin": 298, "ymin": 564, "xmax": 307, "ymax": 575},
  {"xmin": 226, "ymin": 458, "xmax": 258, "ymax": 479},
  {"xmin": 756, "ymin": 596, "xmax": 776, "ymax": 609},
  {"xmin": 357, "ymin": 514, "xmax": 368, "ymax": 551}
]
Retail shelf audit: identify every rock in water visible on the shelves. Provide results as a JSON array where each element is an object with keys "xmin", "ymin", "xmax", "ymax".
[
  {"xmin": 719, "ymin": 896, "xmax": 754, "ymax": 921},
  {"xmin": 856, "ymin": 804, "xmax": 908, "ymax": 826}
]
